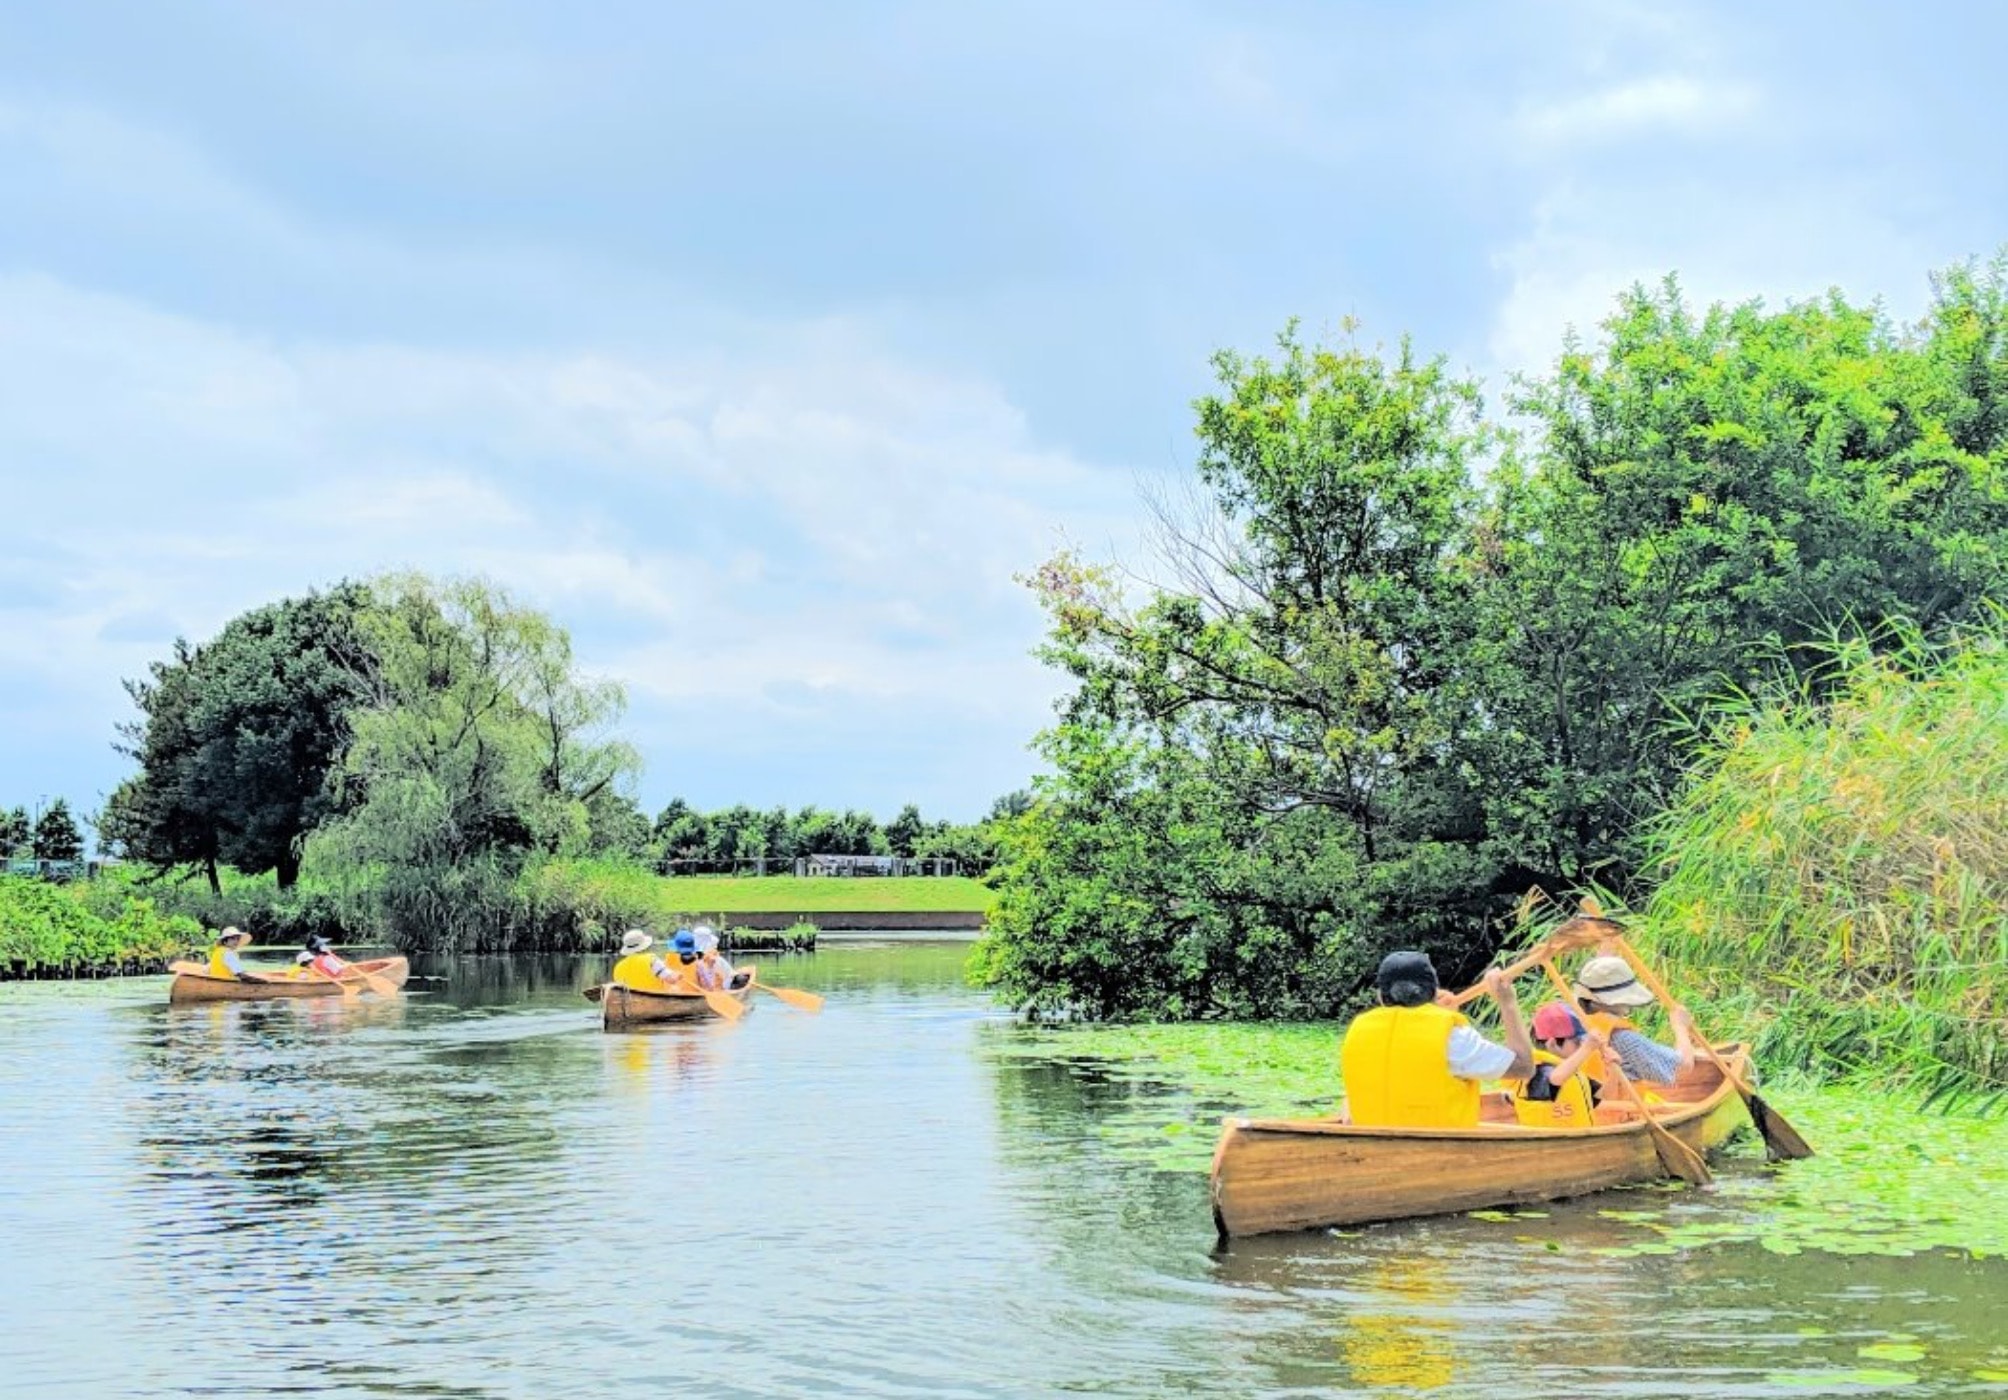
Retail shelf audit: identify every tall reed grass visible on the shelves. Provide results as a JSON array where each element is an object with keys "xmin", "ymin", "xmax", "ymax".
[{"xmin": 1634, "ymin": 625, "xmax": 2008, "ymax": 1109}]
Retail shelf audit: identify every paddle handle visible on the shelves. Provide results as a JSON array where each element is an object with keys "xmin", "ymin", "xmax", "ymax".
[
  {"xmin": 1448, "ymin": 930, "xmax": 1594, "ymax": 1007},
  {"xmin": 1609, "ymin": 937, "xmax": 1751, "ymax": 1096}
]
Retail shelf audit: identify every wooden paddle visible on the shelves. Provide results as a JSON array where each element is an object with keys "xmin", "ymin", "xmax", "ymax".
[
  {"xmin": 350, "ymin": 962, "xmax": 399, "ymax": 998},
  {"xmin": 1540, "ymin": 958, "xmax": 1712, "ymax": 1186},
  {"xmin": 749, "ymin": 980, "xmax": 824, "ymax": 1013},
  {"xmin": 702, "ymin": 988, "xmax": 748, "ymax": 1021},
  {"xmin": 1609, "ymin": 937, "xmax": 1814, "ymax": 1161},
  {"xmin": 1447, "ymin": 917, "xmax": 1615, "ymax": 1008}
]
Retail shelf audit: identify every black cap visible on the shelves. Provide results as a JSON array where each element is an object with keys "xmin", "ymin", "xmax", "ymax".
[{"xmin": 1375, "ymin": 950, "xmax": 1439, "ymax": 998}]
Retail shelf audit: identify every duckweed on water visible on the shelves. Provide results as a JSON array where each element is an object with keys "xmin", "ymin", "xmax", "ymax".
[{"xmin": 989, "ymin": 1020, "xmax": 2008, "ymax": 1258}]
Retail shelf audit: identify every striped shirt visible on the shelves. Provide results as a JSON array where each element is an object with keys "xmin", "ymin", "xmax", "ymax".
[{"xmin": 1610, "ymin": 1029, "xmax": 1682, "ymax": 1084}]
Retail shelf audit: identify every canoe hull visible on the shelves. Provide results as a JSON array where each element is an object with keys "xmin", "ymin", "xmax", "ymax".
[
  {"xmin": 595, "ymin": 982, "xmax": 751, "ymax": 1028},
  {"xmin": 167, "ymin": 957, "xmax": 410, "ymax": 1003},
  {"xmin": 1210, "ymin": 1047, "xmax": 1754, "ymax": 1238}
]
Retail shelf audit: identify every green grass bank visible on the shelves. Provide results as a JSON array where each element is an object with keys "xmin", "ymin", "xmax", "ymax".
[{"xmin": 2, "ymin": 859, "xmax": 995, "ymax": 969}]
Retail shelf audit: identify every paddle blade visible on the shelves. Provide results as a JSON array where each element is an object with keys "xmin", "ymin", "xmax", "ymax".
[
  {"xmin": 1648, "ymin": 1123, "xmax": 1713, "ymax": 1186},
  {"xmin": 1748, "ymin": 1091, "xmax": 1815, "ymax": 1160},
  {"xmin": 760, "ymin": 984, "xmax": 825, "ymax": 1013},
  {"xmin": 704, "ymin": 991, "xmax": 748, "ymax": 1022},
  {"xmin": 583, "ymin": 985, "xmax": 606, "ymax": 1004}
]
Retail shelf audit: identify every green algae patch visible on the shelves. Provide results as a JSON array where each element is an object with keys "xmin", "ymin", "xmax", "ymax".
[{"xmin": 988, "ymin": 1020, "xmax": 2008, "ymax": 1257}]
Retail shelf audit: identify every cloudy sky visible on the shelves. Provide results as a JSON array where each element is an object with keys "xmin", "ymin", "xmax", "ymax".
[{"xmin": 2, "ymin": 1, "xmax": 2001, "ymax": 830}]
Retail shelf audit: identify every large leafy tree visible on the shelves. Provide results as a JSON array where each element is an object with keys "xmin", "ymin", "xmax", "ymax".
[
  {"xmin": 987, "ymin": 258, "xmax": 2008, "ymax": 1020},
  {"xmin": 1478, "ymin": 267, "xmax": 2008, "ymax": 892},
  {"xmin": 980, "ymin": 324, "xmax": 1492, "ymax": 1015},
  {"xmin": 113, "ymin": 584, "xmax": 373, "ymax": 890},
  {"xmin": 304, "ymin": 573, "xmax": 639, "ymax": 946}
]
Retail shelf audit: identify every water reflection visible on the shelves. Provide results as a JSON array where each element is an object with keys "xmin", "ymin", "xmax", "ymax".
[{"xmin": 0, "ymin": 950, "xmax": 2002, "ymax": 1399}]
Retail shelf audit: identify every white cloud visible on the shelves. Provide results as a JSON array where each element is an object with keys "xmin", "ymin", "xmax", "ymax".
[
  {"xmin": 1516, "ymin": 74, "xmax": 1759, "ymax": 149},
  {"xmin": 0, "ymin": 273, "xmax": 1139, "ymax": 816}
]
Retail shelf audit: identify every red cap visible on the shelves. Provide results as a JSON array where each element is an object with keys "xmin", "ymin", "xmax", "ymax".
[{"xmin": 1532, "ymin": 1003, "xmax": 1584, "ymax": 1040}]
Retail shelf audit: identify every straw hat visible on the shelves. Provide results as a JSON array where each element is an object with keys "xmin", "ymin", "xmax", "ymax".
[
  {"xmin": 619, "ymin": 929, "xmax": 653, "ymax": 954},
  {"xmin": 1573, "ymin": 955, "xmax": 1655, "ymax": 1008},
  {"xmin": 215, "ymin": 926, "xmax": 251, "ymax": 945}
]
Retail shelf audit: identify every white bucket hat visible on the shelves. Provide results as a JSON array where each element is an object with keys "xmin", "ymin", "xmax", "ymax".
[
  {"xmin": 619, "ymin": 929, "xmax": 653, "ymax": 954},
  {"xmin": 1573, "ymin": 955, "xmax": 1656, "ymax": 1009},
  {"xmin": 693, "ymin": 928, "xmax": 719, "ymax": 954}
]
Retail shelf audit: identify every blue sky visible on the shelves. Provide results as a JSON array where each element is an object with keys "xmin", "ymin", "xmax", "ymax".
[{"xmin": 2, "ymin": 1, "xmax": 2002, "ymax": 832}]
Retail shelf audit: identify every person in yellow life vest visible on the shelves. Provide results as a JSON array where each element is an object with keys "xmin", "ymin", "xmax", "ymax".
[
  {"xmin": 1571, "ymin": 955, "xmax": 1697, "ymax": 1089},
  {"xmin": 1511, "ymin": 1002, "xmax": 1607, "ymax": 1128},
  {"xmin": 664, "ymin": 930, "xmax": 702, "ymax": 988},
  {"xmin": 205, "ymin": 927, "xmax": 272, "ymax": 983},
  {"xmin": 1340, "ymin": 952, "xmax": 1534, "ymax": 1129},
  {"xmin": 610, "ymin": 929, "xmax": 679, "ymax": 991}
]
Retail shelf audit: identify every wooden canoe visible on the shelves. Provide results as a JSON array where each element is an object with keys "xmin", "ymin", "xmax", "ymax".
[
  {"xmin": 1209, "ymin": 1045, "xmax": 1754, "ymax": 1238},
  {"xmin": 586, "ymin": 979, "xmax": 753, "ymax": 1028},
  {"xmin": 166, "ymin": 957, "xmax": 410, "ymax": 1003}
]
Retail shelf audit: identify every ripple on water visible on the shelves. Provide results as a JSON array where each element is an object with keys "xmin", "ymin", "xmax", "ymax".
[{"xmin": 1, "ymin": 952, "xmax": 2004, "ymax": 1398}]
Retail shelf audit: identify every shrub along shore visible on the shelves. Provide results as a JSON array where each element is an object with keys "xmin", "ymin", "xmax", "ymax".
[{"xmin": 0, "ymin": 862, "xmax": 993, "ymax": 978}]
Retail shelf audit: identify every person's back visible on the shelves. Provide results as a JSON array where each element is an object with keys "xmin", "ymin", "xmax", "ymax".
[
  {"xmin": 611, "ymin": 929, "xmax": 673, "ymax": 990},
  {"xmin": 1340, "ymin": 952, "xmax": 1533, "ymax": 1130},
  {"xmin": 1341, "ymin": 1001, "xmax": 1480, "ymax": 1128}
]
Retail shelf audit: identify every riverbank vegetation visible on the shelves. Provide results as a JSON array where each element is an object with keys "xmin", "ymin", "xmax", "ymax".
[
  {"xmin": 977, "ymin": 254, "xmax": 2008, "ymax": 1069},
  {"xmin": 1634, "ymin": 626, "xmax": 2008, "ymax": 1107},
  {"xmin": 0, "ymin": 876, "xmax": 199, "ymax": 975},
  {"xmin": 67, "ymin": 569, "xmax": 1011, "ymax": 965}
]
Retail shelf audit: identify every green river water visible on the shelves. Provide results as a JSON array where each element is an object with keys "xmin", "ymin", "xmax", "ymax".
[{"xmin": 0, "ymin": 938, "xmax": 2002, "ymax": 1397}]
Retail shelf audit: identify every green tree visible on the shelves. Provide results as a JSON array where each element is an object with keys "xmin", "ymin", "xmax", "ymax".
[
  {"xmin": 983, "ymin": 323, "xmax": 1491, "ymax": 1016},
  {"xmin": 0, "ymin": 806, "xmax": 28, "ymax": 857},
  {"xmin": 1478, "ymin": 267, "xmax": 2008, "ymax": 892},
  {"xmin": 885, "ymin": 803, "xmax": 926, "ymax": 858},
  {"xmin": 31, "ymin": 798, "xmax": 84, "ymax": 863},
  {"xmin": 304, "ymin": 573, "xmax": 639, "ymax": 946},
  {"xmin": 114, "ymin": 585, "xmax": 373, "ymax": 889}
]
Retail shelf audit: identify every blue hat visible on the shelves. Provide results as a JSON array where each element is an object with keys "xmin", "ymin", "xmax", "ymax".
[{"xmin": 672, "ymin": 931, "xmax": 697, "ymax": 955}]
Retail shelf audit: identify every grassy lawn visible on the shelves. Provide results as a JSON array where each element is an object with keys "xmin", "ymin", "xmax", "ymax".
[{"xmin": 653, "ymin": 874, "xmax": 996, "ymax": 913}]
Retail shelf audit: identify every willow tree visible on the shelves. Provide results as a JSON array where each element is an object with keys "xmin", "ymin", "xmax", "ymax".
[{"xmin": 305, "ymin": 573, "xmax": 640, "ymax": 948}]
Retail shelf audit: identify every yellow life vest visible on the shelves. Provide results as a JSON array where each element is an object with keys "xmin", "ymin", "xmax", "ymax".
[
  {"xmin": 612, "ymin": 952, "xmax": 669, "ymax": 991},
  {"xmin": 1340, "ymin": 1004, "xmax": 1481, "ymax": 1129},
  {"xmin": 207, "ymin": 946, "xmax": 236, "ymax": 978},
  {"xmin": 1511, "ymin": 1048, "xmax": 1596, "ymax": 1129}
]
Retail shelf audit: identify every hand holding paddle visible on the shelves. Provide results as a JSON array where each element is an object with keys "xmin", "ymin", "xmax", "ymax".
[
  {"xmin": 1610, "ymin": 936, "xmax": 1813, "ymax": 1161},
  {"xmin": 1540, "ymin": 958, "xmax": 1712, "ymax": 1186}
]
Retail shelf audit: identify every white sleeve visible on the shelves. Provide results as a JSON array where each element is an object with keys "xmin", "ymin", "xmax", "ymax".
[{"xmin": 1445, "ymin": 1024, "xmax": 1517, "ymax": 1080}]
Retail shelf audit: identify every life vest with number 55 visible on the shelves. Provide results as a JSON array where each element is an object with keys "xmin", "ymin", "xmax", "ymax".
[
  {"xmin": 1511, "ymin": 1048, "xmax": 1596, "ymax": 1128},
  {"xmin": 1340, "ymin": 1004, "xmax": 1481, "ymax": 1129}
]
